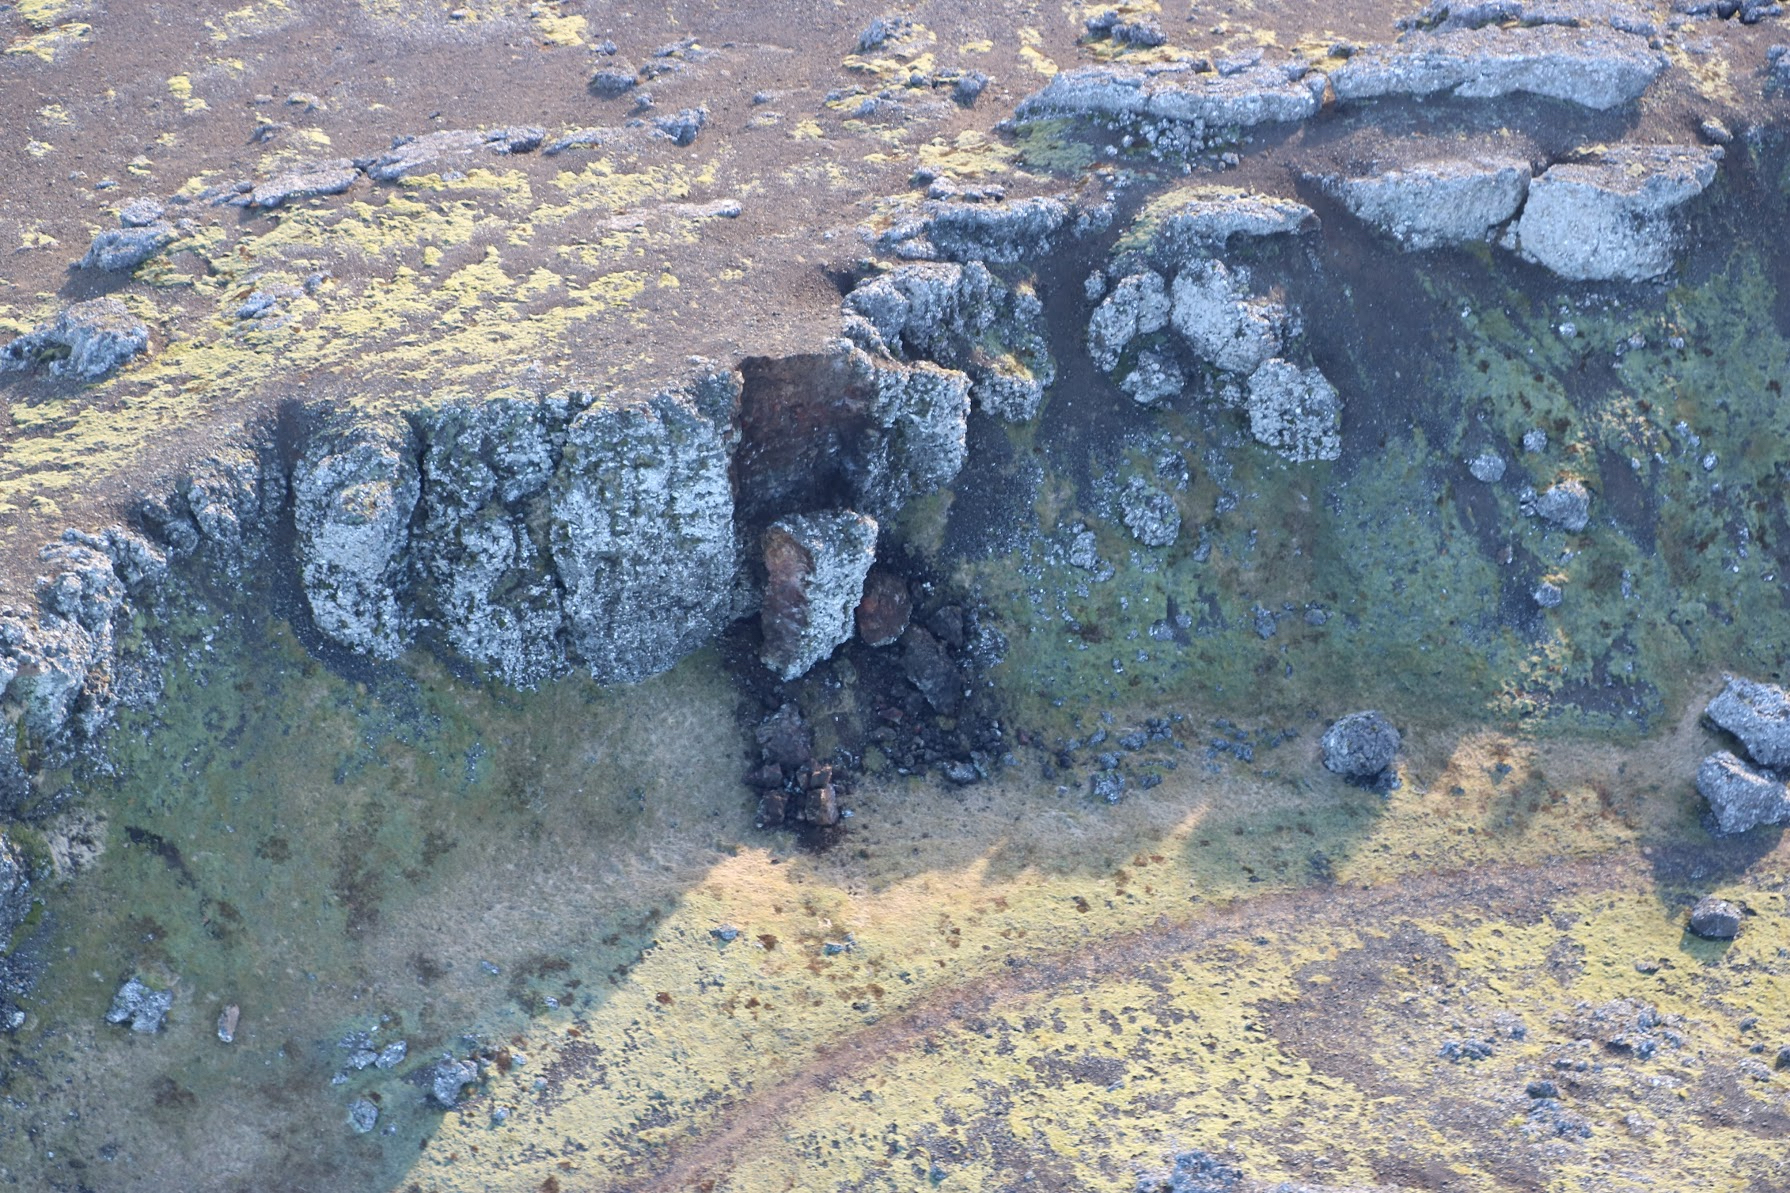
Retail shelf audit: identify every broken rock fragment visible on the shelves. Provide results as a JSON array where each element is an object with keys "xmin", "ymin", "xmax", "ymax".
[
  {"xmin": 760, "ymin": 510, "xmax": 879, "ymax": 681},
  {"xmin": 105, "ymin": 976, "xmax": 172, "ymax": 1034},
  {"xmin": 1688, "ymin": 895, "xmax": 1742, "ymax": 939},
  {"xmin": 0, "ymin": 297, "xmax": 151, "ymax": 381},
  {"xmin": 1695, "ymin": 750, "xmax": 1790, "ymax": 835},
  {"xmin": 1329, "ymin": 158, "xmax": 1531, "ymax": 250},
  {"xmin": 1245, "ymin": 359, "xmax": 1342, "ymax": 462},
  {"xmin": 1704, "ymin": 674, "xmax": 1790, "ymax": 768},
  {"xmin": 855, "ymin": 569, "xmax": 911, "ymax": 647},
  {"xmin": 1512, "ymin": 144, "xmax": 1720, "ymax": 281}
]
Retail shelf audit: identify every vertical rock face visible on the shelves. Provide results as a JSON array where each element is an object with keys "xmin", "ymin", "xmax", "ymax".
[
  {"xmin": 842, "ymin": 345, "xmax": 972, "ymax": 518},
  {"xmin": 1087, "ymin": 271, "xmax": 1171, "ymax": 372},
  {"xmin": 760, "ymin": 510, "xmax": 879, "ymax": 681},
  {"xmin": 292, "ymin": 419, "xmax": 420, "ymax": 660},
  {"xmin": 550, "ymin": 377, "xmax": 741, "ymax": 685},
  {"xmin": 1329, "ymin": 159, "xmax": 1531, "ymax": 250},
  {"xmin": 1512, "ymin": 145, "xmax": 1720, "ymax": 281}
]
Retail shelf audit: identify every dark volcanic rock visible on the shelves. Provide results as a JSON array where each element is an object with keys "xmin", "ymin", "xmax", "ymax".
[
  {"xmin": 1688, "ymin": 895, "xmax": 1743, "ymax": 939},
  {"xmin": 755, "ymin": 703, "xmax": 812, "ymax": 769},
  {"xmin": 901, "ymin": 625, "xmax": 961, "ymax": 715},
  {"xmin": 655, "ymin": 107, "xmax": 708, "ymax": 146},
  {"xmin": 1705, "ymin": 674, "xmax": 1790, "ymax": 768},
  {"xmin": 1695, "ymin": 750, "xmax": 1790, "ymax": 834},
  {"xmin": 588, "ymin": 66, "xmax": 638, "ymax": 98},
  {"xmin": 1, "ymin": 297, "xmax": 151, "ymax": 381},
  {"xmin": 1320, "ymin": 710, "xmax": 1400, "ymax": 778},
  {"xmin": 855, "ymin": 568, "xmax": 912, "ymax": 647}
]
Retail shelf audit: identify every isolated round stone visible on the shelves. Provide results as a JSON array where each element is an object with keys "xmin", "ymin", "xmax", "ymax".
[
  {"xmin": 1321, "ymin": 710, "xmax": 1401, "ymax": 778},
  {"xmin": 1688, "ymin": 895, "xmax": 1742, "ymax": 940}
]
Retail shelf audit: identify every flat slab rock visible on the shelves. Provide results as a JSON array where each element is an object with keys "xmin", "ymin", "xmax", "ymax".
[
  {"xmin": 1695, "ymin": 750, "xmax": 1790, "ymax": 835},
  {"xmin": 1017, "ymin": 57, "xmax": 1326, "ymax": 130},
  {"xmin": 1328, "ymin": 158, "xmax": 1531, "ymax": 250},
  {"xmin": 1513, "ymin": 144, "xmax": 1721, "ymax": 280},
  {"xmin": 1331, "ymin": 24, "xmax": 1667, "ymax": 110}
]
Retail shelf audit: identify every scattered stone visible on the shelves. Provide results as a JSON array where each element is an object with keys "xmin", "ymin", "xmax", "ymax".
[
  {"xmin": 756, "ymin": 702, "xmax": 813, "ymax": 769},
  {"xmin": 347, "ymin": 1099, "xmax": 379, "ymax": 1134},
  {"xmin": 1523, "ymin": 428, "xmax": 1548, "ymax": 453},
  {"xmin": 1, "ymin": 297, "xmax": 151, "ymax": 381},
  {"xmin": 1688, "ymin": 895, "xmax": 1743, "ymax": 939},
  {"xmin": 1120, "ymin": 478, "xmax": 1181, "ymax": 548},
  {"xmin": 1512, "ymin": 144, "xmax": 1721, "ymax": 281},
  {"xmin": 760, "ymin": 510, "xmax": 880, "ymax": 681},
  {"xmin": 248, "ymin": 158, "xmax": 358, "ymax": 208},
  {"xmin": 855, "ymin": 568, "xmax": 911, "ymax": 647},
  {"xmin": 1329, "ymin": 158, "xmax": 1530, "ymax": 250},
  {"xmin": 1532, "ymin": 580, "xmax": 1564, "ymax": 608},
  {"xmin": 1119, "ymin": 350, "xmax": 1185, "ymax": 405},
  {"xmin": 588, "ymin": 66, "xmax": 637, "ymax": 98},
  {"xmin": 1695, "ymin": 751, "xmax": 1790, "ymax": 834},
  {"xmin": 1773, "ymin": 45, "xmax": 1790, "ymax": 89},
  {"xmin": 1170, "ymin": 259, "xmax": 1284, "ymax": 375},
  {"xmin": 1138, "ymin": 1149, "xmax": 1242, "ymax": 1193},
  {"xmin": 952, "ymin": 70, "xmax": 990, "ymax": 106},
  {"xmin": 1321, "ymin": 710, "xmax": 1400, "ymax": 779},
  {"xmin": 544, "ymin": 127, "xmax": 611, "ymax": 155},
  {"xmin": 375, "ymin": 1040, "xmax": 407, "ymax": 1069},
  {"xmin": 711, "ymin": 924, "xmax": 741, "ymax": 943},
  {"xmin": 1330, "ymin": 25, "xmax": 1667, "ymax": 111},
  {"xmin": 363, "ymin": 127, "xmax": 540, "ymax": 181},
  {"xmin": 1067, "ymin": 527, "xmax": 1101, "ymax": 571},
  {"xmin": 1092, "ymin": 771, "xmax": 1126, "ymax": 803},
  {"xmin": 1469, "ymin": 451, "xmax": 1507, "ymax": 482},
  {"xmin": 858, "ymin": 15, "xmax": 911, "ymax": 51},
  {"xmin": 1705, "ymin": 675, "xmax": 1790, "ymax": 768},
  {"xmin": 1534, "ymin": 479, "xmax": 1591, "ymax": 531},
  {"xmin": 1700, "ymin": 118, "xmax": 1733, "ymax": 144},
  {"xmin": 1087, "ymin": 271, "xmax": 1171, "ymax": 371},
  {"xmin": 77, "ymin": 221, "xmax": 177, "ymax": 272},
  {"xmin": 430, "ymin": 1056, "xmax": 480, "ymax": 1108},
  {"xmin": 654, "ymin": 107, "xmax": 708, "ymax": 146},
  {"xmin": 217, "ymin": 1004, "xmax": 240, "ymax": 1044},
  {"xmin": 1244, "ymin": 359, "xmax": 1342, "ymax": 462},
  {"xmin": 105, "ymin": 976, "xmax": 172, "ymax": 1034},
  {"xmin": 118, "ymin": 197, "xmax": 165, "ymax": 227},
  {"xmin": 1440, "ymin": 1038, "xmax": 1495, "ymax": 1061}
]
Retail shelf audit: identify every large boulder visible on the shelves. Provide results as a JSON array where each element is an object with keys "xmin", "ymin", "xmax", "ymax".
[
  {"xmin": 1245, "ymin": 360, "xmax": 1342, "ymax": 463},
  {"xmin": 1087, "ymin": 271, "xmax": 1171, "ymax": 372},
  {"xmin": 1328, "ymin": 159, "xmax": 1531, "ymax": 250},
  {"xmin": 1330, "ymin": 25, "xmax": 1667, "ymax": 110},
  {"xmin": 1512, "ymin": 145, "xmax": 1720, "ymax": 281},
  {"xmin": 760, "ymin": 510, "xmax": 879, "ymax": 680},
  {"xmin": 105, "ymin": 976, "xmax": 173, "ymax": 1033},
  {"xmin": 1321, "ymin": 711, "xmax": 1401, "ymax": 779},
  {"xmin": 1170, "ymin": 260, "xmax": 1285, "ymax": 375},
  {"xmin": 292, "ymin": 418, "xmax": 420, "ymax": 660},
  {"xmin": 1695, "ymin": 751, "xmax": 1790, "ymax": 835},
  {"xmin": 0, "ymin": 297, "xmax": 150, "ymax": 381},
  {"xmin": 1688, "ymin": 895, "xmax": 1743, "ymax": 939},
  {"xmin": 1704, "ymin": 675, "xmax": 1790, "ymax": 769},
  {"xmin": 1126, "ymin": 186, "xmax": 1315, "ymax": 270}
]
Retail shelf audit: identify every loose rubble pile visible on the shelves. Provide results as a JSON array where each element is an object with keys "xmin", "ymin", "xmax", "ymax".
[{"xmin": 1696, "ymin": 675, "xmax": 1790, "ymax": 833}]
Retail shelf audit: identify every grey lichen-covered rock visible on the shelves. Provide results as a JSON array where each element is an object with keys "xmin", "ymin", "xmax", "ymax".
[
  {"xmin": 760, "ymin": 510, "xmax": 879, "ymax": 680},
  {"xmin": 838, "ymin": 345, "xmax": 972, "ymax": 517},
  {"xmin": 1329, "ymin": 159, "xmax": 1531, "ymax": 250},
  {"xmin": 1119, "ymin": 478, "xmax": 1181, "ymax": 547},
  {"xmin": 76, "ymin": 221, "xmax": 178, "ymax": 272},
  {"xmin": 247, "ymin": 158, "xmax": 359, "ymax": 208},
  {"xmin": 0, "ymin": 297, "xmax": 151, "ymax": 381},
  {"xmin": 1705, "ymin": 675, "xmax": 1790, "ymax": 768},
  {"xmin": 362, "ymin": 127, "xmax": 541, "ymax": 182},
  {"xmin": 1468, "ymin": 451, "xmax": 1508, "ymax": 482},
  {"xmin": 1321, "ymin": 710, "xmax": 1401, "ymax": 778},
  {"xmin": 550, "ymin": 375, "xmax": 741, "ymax": 684},
  {"xmin": 0, "ymin": 836, "xmax": 33, "ymax": 954},
  {"xmin": 1245, "ymin": 360, "xmax": 1342, "ymax": 462},
  {"xmin": 293, "ymin": 418, "xmax": 420, "ymax": 660},
  {"xmin": 105, "ymin": 976, "xmax": 173, "ymax": 1033},
  {"xmin": 1131, "ymin": 187, "xmax": 1315, "ymax": 268},
  {"xmin": 430, "ymin": 1056, "xmax": 480, "ymax": 1108},
  {"xmin": 1533, "ymin": 478, "xmax": 1591, "ymax": 531},
  {"xmin": 843, "ymin": 262, "xmax": 1054, "ymax": 421},
  {"xmin": 1695, "ymin": 751, "xmax": 1790, "ymax": 835},
  {"xmin": 347, "ymin": 1099, "xmax": 379, "ymax": 1134},
  {"xmin": 1512, "ymin": 145, "xmax": 1721, "ymax": 281},
  {"xmin": 1016, "ymin": 58, "xmax": 1327, "ymax": 137},
  {"xmin": 875, "ymin": 194, "xmax": 1073, "ymax": 263},
  {"xmin": 1170, "ymin": 260, "xmax": 1285, "ymax": 375},
  {"xmin": 1688, "ymin": 895, "xmax": 1743, "ymax": 939},
  {"xmin": 137, "ymin": 445, "xmax": 275, "ymax": 574},
  {"xmin": 1119, "ymin": 350, "xmax": 1185, "ymax": 406},
  {"xmin": 1330, "ymin": 25, "xmax": 1667, "ymax": 110},
  {"xmin": 654, "ymin": 107, "xmax": 708, "ymax": 146},
  {"xmin": 1087, "ymin": 270, "xmax": 1170, "ymax": 372}
]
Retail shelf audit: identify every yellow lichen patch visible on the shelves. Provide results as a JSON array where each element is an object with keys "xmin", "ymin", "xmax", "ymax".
[
  {"xmin": 4, "ymin": 21, "xmax": 92, "ymax": 62},
  {"xmin": 36, "ymin": 102, "xmax": 72, "ymax": 125},
  {"xmin": 528, "ymin": 0, "xmax": 587, "ymax": 47},
  {"xmin": 204, "ymin": 0, "xmax": 297, "ymax": 42},
  {"xmin": 1019, "ymin": 25, "xmax": 1058, "ymax": 77},
  {"xmin": 24, "ymin": 141, "xmax": 54, "ymax": 158},
  {"xmin": 790, "ymin": 119, "xmax": 827, "ymax": 141},
  {"xmin": 917, "ymin": 129, "xmax": 1018, "ymax": 179}
]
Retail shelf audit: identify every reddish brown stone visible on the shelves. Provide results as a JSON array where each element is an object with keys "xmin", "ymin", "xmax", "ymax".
[{"xmin": 856, "ymin": 568, "xmax": 911, "ymax": 647}]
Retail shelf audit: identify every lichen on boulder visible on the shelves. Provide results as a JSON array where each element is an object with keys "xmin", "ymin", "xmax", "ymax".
[
  {"xmin": 1, "ymin": 298, "xmax": 150, "ymax": 381},
  {"xmin": 760, "ymin": 510, "xmax": 879, "ymax": 681}
]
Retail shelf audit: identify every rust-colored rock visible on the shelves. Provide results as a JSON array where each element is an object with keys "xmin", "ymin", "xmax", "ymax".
[{"xmin": 856, "ymin": 568, "xmax": 912, "ymax": 646}]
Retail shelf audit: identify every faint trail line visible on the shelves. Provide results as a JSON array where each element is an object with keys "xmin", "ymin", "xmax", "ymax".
[{"xmin": 615, "ymin": 850, "xmax": 1664, "ymax": 1192}]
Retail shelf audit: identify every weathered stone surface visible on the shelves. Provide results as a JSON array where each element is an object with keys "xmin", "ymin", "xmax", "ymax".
[
  {"xmin": 105, "ymin": 976, "xmax": 172, "ymax": 1033},
  {"xmin": 362, "ymin": 127, "xmax": 541, "ymax": 181},
  {"xmin": 1533, "ymin": 479, "xmax": 1592, "ymax": 531},
  {"xmin": 1330, "ymin": 159, "xmax": 1531, "ymax": 249},
  {"xmin": 1688, "ymin": 895, "xmax": 1743, "ymax": 939},
  {"xmin": 901, "ymin": 625, "xmax": 961, "ymax": 714},
  {"xmin": 1696, "ymin": 751, "xmax": 1790, "ymax": 835},
  {"xmin": 844, "ymin": 262, "xmax": 1053, "ymax": 420},
  {"xmin": 855, "ymin": 569, "xmax": 911, "ymax": 647},
  {"xmin": 1, "ymin": 298, "xmax": 150, "ymax": 381},
  {"xmin": 1087, "ymin": 270, "xmax": 1170, "ymax": 372},
  {"xmin": 248, "ymin": 158, "xmax": 359, "ymax": 208},
  {"xmin": 1017, "ymin": 58, "xmax": 1327, "ymax": 135},
  {"xmin": 0, "ymin": 836, "xmax": 32, "ymax": 956},
  {"xmin": 839, "ymin": 345, "xmax": 972, "ymax": 517},
  {"xmin": 77, "ymin": 222, "xmax": 177, "ymax": 272},
  {"xmin": 550, "ymin": 376, "xmax": 740, "ymax": 684},
  {"xmin": 1119, "ymin": 349, "xmax": 1185, "ymax": 405},
  {"xmin": 1322, "ymin": 710, "xmax": 1401, "ymax": 778},
  {"xmin": 876, "ymin": 194, "xmax": 1073, "ymax": 263},
  {"xmin": 430, "ymin": 1056, "xmax": 479, "ymax": 1107},
  {"xmin": 1170, "ymin": 260, "xmax": 1284, "ymax": 375},
  {"xmin": 1330, "ymin": 25, "xmax": 1667, "ymax": 110},
  {"xmin": 1119, "ymin": 478, "xmax": 1181, "ymax": 547},
  {"xmin": 1706, "ymin": 674, "xmax": 1790, "ymax": 768},
  {"xmin": 1245, "ymin": 360, "xmax": 1342, "ymax": 462},
  {"xmin": 1132, "ymin": 187, "xmax": 1315, "ymax": 268},
  {"xmin": 1512, "ymin": 145, "xmax": 1720, "ymax": 280},
  {"xmin": 760, "ymin": 510, "xmax": 879, "ymax": 681},
  {"xmin": 292, "ymin": 418, "xmax": 420, "ymax": 660}
]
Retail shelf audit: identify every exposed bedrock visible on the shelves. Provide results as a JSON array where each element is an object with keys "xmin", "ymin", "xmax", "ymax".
[
  {"xmin": 1509, "ymin": 144, "xmax": 1722, "ymax": 280},
  {"xmin": 1015, "ymin": 57, "xmax": 1328, "ymax": 140},
  {"xmin": 1330, "ymin": 24, "xmax": 1668, "ymax": 110},
  {"xmin": 876, "ymin": 194, "xmax": 1075, "ymax": 264},
  {"xmin": 1326, "ymin": 158, "xmax": 1532, "ymax": 250},
  {"xmin": 760, "ymin": 510, "xmax": 879, "ymax": 681},
  {"xmin": 1170, "ymin": 260, "xmax": 1287, "ymax": 376}
]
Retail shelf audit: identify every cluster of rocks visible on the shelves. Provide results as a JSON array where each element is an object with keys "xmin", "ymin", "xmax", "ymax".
[
  {"xmin": 105, "ymin": 975, "xmax": 172, "ymax": 1033},
  {"xmin": 746, "ymin": 702, "xmax": 847, "ymax": 833},
  {"xmin": 1040, "ymin": 717, "xmax": 1182, "ymax": 803},
  {"xmin": 1695, "ymin": 674, "xmax": 1790, "ymax": 834}
]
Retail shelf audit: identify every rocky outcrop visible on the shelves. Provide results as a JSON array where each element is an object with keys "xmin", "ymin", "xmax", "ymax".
[
  {"xmin": 1533, "ymin": 478, "xmax": 1592, "ymax": 531},
  {"xmin": 1119, "ymin": 478, "xmax": 1181, "ymax": 547},
  {"xmin": 1328, "ymin": 159, "xmax": 1531, "ymax": 249},
  {"xmin": 1170, "ymin": 260, "xmax": 1286, "ymax": 375},
  {"xmin": 77, "ymin": 222, "xmax": 178, "ymax": 273},
  {"xmin": 1330, "ymin": 25, "xmax": 1667, "ymax": 110},
  {"xmin": 760, "ymin": 510, "xmax": 879, "ymax": 680},
  {"xmin": 247, "ymin": 159, "xmax": 359, "ymax": 209},
  {"xmin": 876, "ymin": 195, "xmax": 1073, "ymax": 264},
  {"xmin": 1128, "ymin": 187, "xmax": 1315, "ymax": 269},
  {"xmin": 292, "ymin": 417, "xmax": 421, "ymax": 660},
  {"xmin": 1706, "ymin": 675, "xmax": 1790, "ymax": 768},
  {"xmin": 839, "ymin": 346, "xmax": 972, "ymax": 517},
  {"xmin": 1695, "ymin": 751, "xmax": 1790, "ymax": 835},
  {"xmin": 1016, "ymin": 57, "xmax": 1327, "ymax": 139},
  {"xmin": 1511, "ymin": 145, "xmax": 1720, "ymax": 280},
  {"xmin": 1, "ymin": 298, "xmax": 151, "ymax": 381},
  {"xmin": 844, "ymin": 262, "xmax": 1054, "ymax": 421},
  {"xmin": 1087, "ymin": 271, "xmax": 1171, "ymax": 372},
  {"xmin": 361, "ymin": 127, "xmax": 543, "ymax": 181},
  {"xmin": 136, "ymin": 446, "xmax": 277, "ymax": 577},
  {"xmin": 0, "ymin": 835, "xmax": 33, "ymax": 955},
  {"xmin": 1244, "ymin": 360, "xmax": 1342, "ymax": 462}
]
